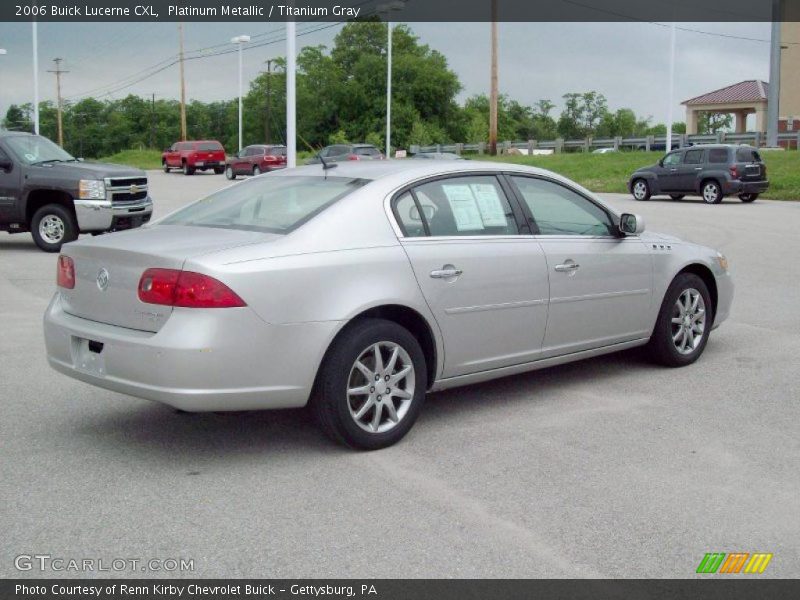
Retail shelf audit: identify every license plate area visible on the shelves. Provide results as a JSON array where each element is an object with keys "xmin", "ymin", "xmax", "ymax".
[
  {"xmin": 195, "ymin": 161, "xmax": 204, "ymax": 167},
  {"xmin": 71, "ymin": 336, "xmax": 106, "ymax": 377}
]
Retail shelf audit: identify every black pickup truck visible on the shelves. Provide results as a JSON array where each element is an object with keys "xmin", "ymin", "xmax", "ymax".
[{"xmin": 0, "ymin": 132, "xmax": 153, "ymax": 252}]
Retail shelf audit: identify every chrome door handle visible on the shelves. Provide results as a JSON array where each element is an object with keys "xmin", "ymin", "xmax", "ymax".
[
  {"xmin": 430, "ymin": 268, "xmax": 463, "ymax": 279},
  {"xmin": 554, "ymin": 263, "xmax": 580, "ymax": 272},
  {"xmin": 695, "ymin": 167, "xmax": 703, "ymax": 171}
]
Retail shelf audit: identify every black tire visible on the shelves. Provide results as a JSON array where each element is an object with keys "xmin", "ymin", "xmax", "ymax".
[
  {"xmin": 252, "ymin": 165, "xmax": 261, "ymax": 176},
  {"xmin": 632, "ymin": 179, "xmax": 651, "ymax": 201},
  {"xmin": 162, "ymin": 161, "xmax": 170, "ymax": 173},
  {"xmin": 225, "ymin": 165, "xmax": 236, "ymax": 180},
  {"xmin": 214, "ymin": 166, "xmax": 225, "ymax": 175},
  {"xmin": 31, "ymin": 203, "xmax": 78, "ymax": 252},
  {"xmin": 670, "ymin": 194, "xmax": 685, "ymax": 201},
  {"xmin": 646, "ymin": 273, "xmax": 713, "ymax": 367},
  {"xmin": 701, "ymin": 180, "xmax": 723, "ymax": 204},
  {"xmin": 182, "ymin": 162, "xmax": 195, "ymax": 176},
  {"xmin": 312, "ymin": 318, "xmax": 427, "ymax": 450},
  {"xmin": 739, "ymin": 193, "xmax": 758, "ymax": 203}
]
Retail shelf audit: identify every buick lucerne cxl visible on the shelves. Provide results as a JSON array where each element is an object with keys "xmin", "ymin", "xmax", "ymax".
[{"xmin": 44, "ymin": 162, "xmax": 733, "ymax": 449}]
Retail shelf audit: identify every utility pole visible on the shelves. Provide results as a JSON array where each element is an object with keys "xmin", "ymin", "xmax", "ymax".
[
  {"xmin": 766, "ymin": 0, "xmax": 782, "ymax": 147},
  {"xmin": 47, "ymin": 58, "xmax": 68, "ymax": 146},
  {"xmin": 286, "ymin": 21, "xmax": 296, "ymax": 168},
  {"xmin": 489, "ymin": 0, "xmax": 498, "ymax": 156},
  {"xmin": 178, "ymin": 22, "xmax": 187, "ymax": 141},
  {"xmin": 264, "ymin": 59, "xmax": 272, "ymax": 144}
]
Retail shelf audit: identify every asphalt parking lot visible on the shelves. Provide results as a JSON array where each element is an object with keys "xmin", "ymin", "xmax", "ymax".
[{"xmin": 2, "ymin": 168, "xmax": 799, "ymax": 578}]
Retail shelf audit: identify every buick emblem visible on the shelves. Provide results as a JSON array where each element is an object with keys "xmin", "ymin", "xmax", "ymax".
[{"xmin": 96, "ymin": 268, "xmax": 110, "ymax": 291}]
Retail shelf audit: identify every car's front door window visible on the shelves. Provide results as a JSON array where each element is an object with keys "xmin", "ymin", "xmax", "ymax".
[
  {"xmin": 663, "ymin": 152, "xmax": 682, "ymax": 167},
  {"xmin": 510, "ymin": 176, "xmax": 615, "ymax": 237}
]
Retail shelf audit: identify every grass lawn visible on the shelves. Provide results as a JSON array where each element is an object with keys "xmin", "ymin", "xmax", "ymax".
[
  {"xmin": 485, "ymin": 150, "xmax": 800, "ymax": 201},
  {"xmin": 94, "ymin": 149, "xmax": 164, "ymax": 170}
]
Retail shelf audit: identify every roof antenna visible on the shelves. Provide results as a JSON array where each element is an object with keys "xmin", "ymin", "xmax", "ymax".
[{"xmin": 318, "ymin": 152, "xmax": 337, "ymax": 179}]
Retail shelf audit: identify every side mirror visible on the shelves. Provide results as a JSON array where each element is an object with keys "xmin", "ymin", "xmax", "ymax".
[
  {"xmin": 658, "ymin": 158, "xmax": 664, "ymax": 167},
  {"xmin": 0, "ymin": 158, "xmax": 13, "ymax": 172},
  {"xmin": 619, "ymin": 213, "xmax": 645, "ymax": 235}
]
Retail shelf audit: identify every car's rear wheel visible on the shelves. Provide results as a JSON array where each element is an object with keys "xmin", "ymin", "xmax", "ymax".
[
  {"xmin": 182, "ymin": 163, "xmax": 195, "ymax": 176},
  {"xmin": 670, "ymin": 194, "xmax": 685, "ymax": 201},
  {"xmin": 31, "ymin": 204, "xmax": 78, "ymax": 252},
  {"xmin": 632, "ymin": 179, "xmax": 651, "ymax": 201},
  {"xmin": 702, "ymin": 180, "xmax": 723, "ymax": 204},
  {"xmin": 739, "ymin": 193, "xmax": 758, "ymax": 203},
  {"xmin": 312, "ymin": 318, "xmax": 427, "ymax": 450},
  {"xmin": 252, "ymin": 165, "xmax": 261, "ymax": 176},
  {"xmin": 647, "ymin": 273, "xmax": 713, "ymax": 367},
  {"xmin": 225, "ymin": 166, "xmax": 236, "ymax": 180}
]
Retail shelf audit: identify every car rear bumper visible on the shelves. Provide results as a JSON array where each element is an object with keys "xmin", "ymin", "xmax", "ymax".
[
  {"xmin": 724, "ymin": 180, "xmax": 769, "ymax": 195},
  {"xmin": 74, "ymin": 197, "xmax": 153, "ymax": 232},
  {"xmin": 43, "ymin": 294, "xmax": 341, "ymax": 411}
]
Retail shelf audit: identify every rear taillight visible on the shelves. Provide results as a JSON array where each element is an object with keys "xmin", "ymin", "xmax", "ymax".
[
  {"xmin": 138, "ymin": 268, "xmax": 246, "ymax": 308},
  {"xmin": 57, "ymin": 255, "xmax": 75, "ymax": 289},
  {"xmin": 347, "ymin": 154, "xmax": 360, "ymax": 161},
  {"xmin": 729, "ymin": 166, "xmax": 739, "ymax": 179}
]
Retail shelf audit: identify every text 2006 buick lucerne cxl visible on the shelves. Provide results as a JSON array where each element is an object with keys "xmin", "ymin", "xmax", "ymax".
[{"xmin": 44, "ymin": 161, "xmax": 733, "ymax": 449}]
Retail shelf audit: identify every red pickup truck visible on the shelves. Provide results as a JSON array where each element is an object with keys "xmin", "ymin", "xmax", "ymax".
[{"xmin": 162, "ymin": 140, "xmax": 226, "ymax": 176}]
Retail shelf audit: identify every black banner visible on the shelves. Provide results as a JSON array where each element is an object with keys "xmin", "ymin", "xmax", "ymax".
[
  {"xmin": 4, "ymin": 579, "xmax": 800, "ymax": 600},
  {"xmin": 3, "ymin": 0, "xmax": 800, "ymax": 23}
]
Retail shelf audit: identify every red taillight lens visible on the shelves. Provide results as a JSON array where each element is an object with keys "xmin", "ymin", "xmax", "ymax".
[
  {"xmin": 138, "ymin": 269, "xmax": 246, "ymax": 308},
  {"xmin": 347, "ymin": 154, "xmax": 360, "ymax": 161},
  {"xmin": 57, "ymin": 255, "xmax": 75, "ymax": 289},
  {"xmin": 729, "ymin": 166, "xmax": 739, "ymax": 179}
]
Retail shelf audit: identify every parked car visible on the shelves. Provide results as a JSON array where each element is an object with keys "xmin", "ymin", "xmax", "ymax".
[
  {"xmin": 592, "ymin": 147, "xmax": 617, "ymax": 154},
  {"xmin": 411, "ymin": 152, "xmax": 464, "ymax": 160},
  {"xmin": 225, "ymin": 145, "xmax": 287, "ymax": 179},
  {"xmin": 306, "ymin": 144, "xmax": 384, "ymax": 164},
  {"xmin": 629, "ymin": 144, "xmax": 768, "ymax": 204},
  {"xmin": 0, "ymin": 132, "xmax": 152, "ymax": 252},
  {"xmin": 162, "ymin": 140, "xmax": 226, "ymax": 175},
  {"xmin": 44, "ymin": 161, "xmax": 732, "ymax": 449}
]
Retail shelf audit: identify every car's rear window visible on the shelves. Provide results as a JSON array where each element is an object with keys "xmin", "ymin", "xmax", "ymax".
[
  {"xmin": 355, "ymin": 146, "xmax": 381, "ymax": 157},
  {"xmin": 160, "ymin": 176, "xmax": 367, "ymax": 234},
  {"xmin": 736, "ymin": 148, "xmax": 761, "ymax": 162},
  {"xmin": 267, "ymin": 146, "xmax": 286, "ymax": 156},
  {"xmin": 197, "ymin": 142, "xmax": 224, "ymax": 151}
]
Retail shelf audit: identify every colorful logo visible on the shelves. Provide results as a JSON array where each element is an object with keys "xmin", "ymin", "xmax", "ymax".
[{"xmin": 696, "ymin": 552, "xmax": 773, "ymax": 574}]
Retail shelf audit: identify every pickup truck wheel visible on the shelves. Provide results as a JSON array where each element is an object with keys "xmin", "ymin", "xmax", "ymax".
[
  {"xmin": 182, "ymin": 163, "xmax": 195, "ymax": 176},
  {"xmin": 225, "ymin": 166, "xmax": 236, "ymax": 180},
  {"xmin": 214, "ymin": 166, "xmax": 225, "ymax": 175},
  {"xmin": 647, "ymin": 273, "xmax": 713, "ymax": 367},
  {"xmin": 162, "ymin": 161, "xmax": 170, "ymax": 173},
  {"xmin": 312, "ymin": 318, "xmax": 427, "ymax": 450},
  {"xmin": 632, "ymin": 179, "xmax": 651, "ymax": 201},
  {"xmin": 31, "ymin": 204, "xmax": 78, "ymax": 253},
  {"xmin": 739, "ymin": 193, "xmax": 758, "ymax": 203}
]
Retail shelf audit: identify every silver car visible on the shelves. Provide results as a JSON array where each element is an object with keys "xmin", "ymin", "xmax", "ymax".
[{"xmin": 44, "ymin": 161, "xmax": 733, "ymax": 449}]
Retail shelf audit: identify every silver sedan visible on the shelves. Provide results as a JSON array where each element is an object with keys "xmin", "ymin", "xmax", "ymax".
[{"xmin": 44, "ymin": 161, "xmax": 733, "ymax": 449}]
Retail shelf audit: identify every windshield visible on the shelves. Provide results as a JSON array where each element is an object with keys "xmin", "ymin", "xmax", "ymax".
[
  {"xmin": 4, "ymin": 135, "xmax": 75, "ymax": 165},
  {"xmin": 160, "ymin": 176, "xmax": 367, "ymax": 234}
]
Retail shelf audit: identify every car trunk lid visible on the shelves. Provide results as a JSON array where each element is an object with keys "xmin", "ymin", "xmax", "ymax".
[{"xmin": 59, "ymin": 225, "xmax": 274, "ymax": 332}]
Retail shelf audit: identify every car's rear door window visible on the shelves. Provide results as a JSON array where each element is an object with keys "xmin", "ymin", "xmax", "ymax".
[
  {"xmin": 511, "ymin": 176, "xmax": 615, "ymax": 237},
  {"xmin": 398, "ymin": 176, "xmax": 519, "ymax": 237},
  {"xmin": 708, "ymin": 148, "xmax": 728, "ymax": 163},
  {"xmin": 161, "ymin": 176, "xmax": 367, "ymax": 234},
  {"xmin": 684, "ymin": 149, "xmax": 705, "ymax": 165}
]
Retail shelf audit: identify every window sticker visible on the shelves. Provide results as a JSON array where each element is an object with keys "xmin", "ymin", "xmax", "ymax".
[
  {"xmin": 442, "ymin": 184, "xmax": 484, "ymax": 231},
  {"xmin": 470, "ymin": 183, "xmax": 507, "ymax": 227}
]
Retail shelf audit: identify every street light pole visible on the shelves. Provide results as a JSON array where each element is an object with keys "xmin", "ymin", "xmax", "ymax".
[
  {"xmin": 386, "ymin": 21, "xmax": 392, "ymax": 158},
  {"xmin": 286, "ymin": 21, "xmax": 296, "ymax": 168},
  {"xmin": 32, "ymin": 22, "xmax": 39, "ymax": 134},
  {"xmin": 666, "ymin": 22, "xmax": 676, "ymax": 152},
  {"xmin": 766, "ymin": 0, "xmax": 782, "ymax": 147},
  {"xmin": 231, "ymin": 35, "xmax": 251, "ymax": 153},
  {"xmin": 0, "ymin": 49, "xmax": 6, "ymax": 125}
]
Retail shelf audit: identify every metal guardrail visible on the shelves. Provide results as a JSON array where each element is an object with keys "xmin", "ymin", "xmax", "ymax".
[{"xmin": 412, "ymin": 131, "xmax": 800, "ymax": 154}]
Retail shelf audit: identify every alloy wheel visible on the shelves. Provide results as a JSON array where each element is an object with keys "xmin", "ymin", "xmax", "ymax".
[
  {"xmin": 703, "ymin": 183, "xmax": 720, "ymax": 204},
  {"xmin": 347, "ymin": 341, "xmax": 415, "ymax": 434},
  {"xmin": 39, "ymin": 215, "xmax": 65, "ymax": 244},
  {"xmin": 633, "ymin": 181, "xmax": 648, "ymax": 200},
  {"xmin": 671, "ymin": 288, "xmax": 706, "ymax": 355}
]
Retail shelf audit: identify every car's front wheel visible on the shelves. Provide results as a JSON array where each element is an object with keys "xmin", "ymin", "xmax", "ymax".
[
  {"xmin": 739, "ymin": 193, "xmax": 758, "ymax": 203},
  {"xmin": 31, "ymin": 204, "xmax": 78, "ymax": 252},
  {"xmin": 312, "ymin": 318, "xmax": 427, "ymax": 450},
  {"xmin": 252, "ymin": 165, "xmax": 261, "ymax": 176},
  {"xmin": 162, "ymin": 161, "xmax": 170, "ymax": 173},
  {"xmin": 632, "ymin": 179, "xmax": 651, "ymax": 201},
  {"xmin": 702, "ymin": 180, "xmax": 723, "ymax": 204},
  {"xmin": 647, "ymin": 273, "xmax": 713, "ymax": 367},
  {"xmin": 225, "ymin": 166, "xmax": 236, "ymax": 180}
]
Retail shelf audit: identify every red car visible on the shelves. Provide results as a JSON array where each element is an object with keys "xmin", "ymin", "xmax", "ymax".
[
  {"xmin": 162, "ymin": 140, "xmax": 226, "ymax": 176},
  {"xmin": 225, "ymin": 144, "xmax": 287, "ymax": 179}
]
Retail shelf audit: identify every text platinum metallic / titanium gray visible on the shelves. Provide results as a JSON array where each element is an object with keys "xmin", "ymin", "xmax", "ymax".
[{"xmin": 43, "ymin": 160, "xmax": 733, "ymax": 448}]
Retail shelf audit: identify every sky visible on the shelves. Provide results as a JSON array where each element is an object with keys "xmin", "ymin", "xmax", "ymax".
[{"xmin": 0, "ymin": 21, "xmax": 773, "ymax": 130}]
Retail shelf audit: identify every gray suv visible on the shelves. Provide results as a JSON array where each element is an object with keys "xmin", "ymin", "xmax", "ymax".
[{"xmin": 629, "ymin": 144, "xmax": 769, "ymax": 204}]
